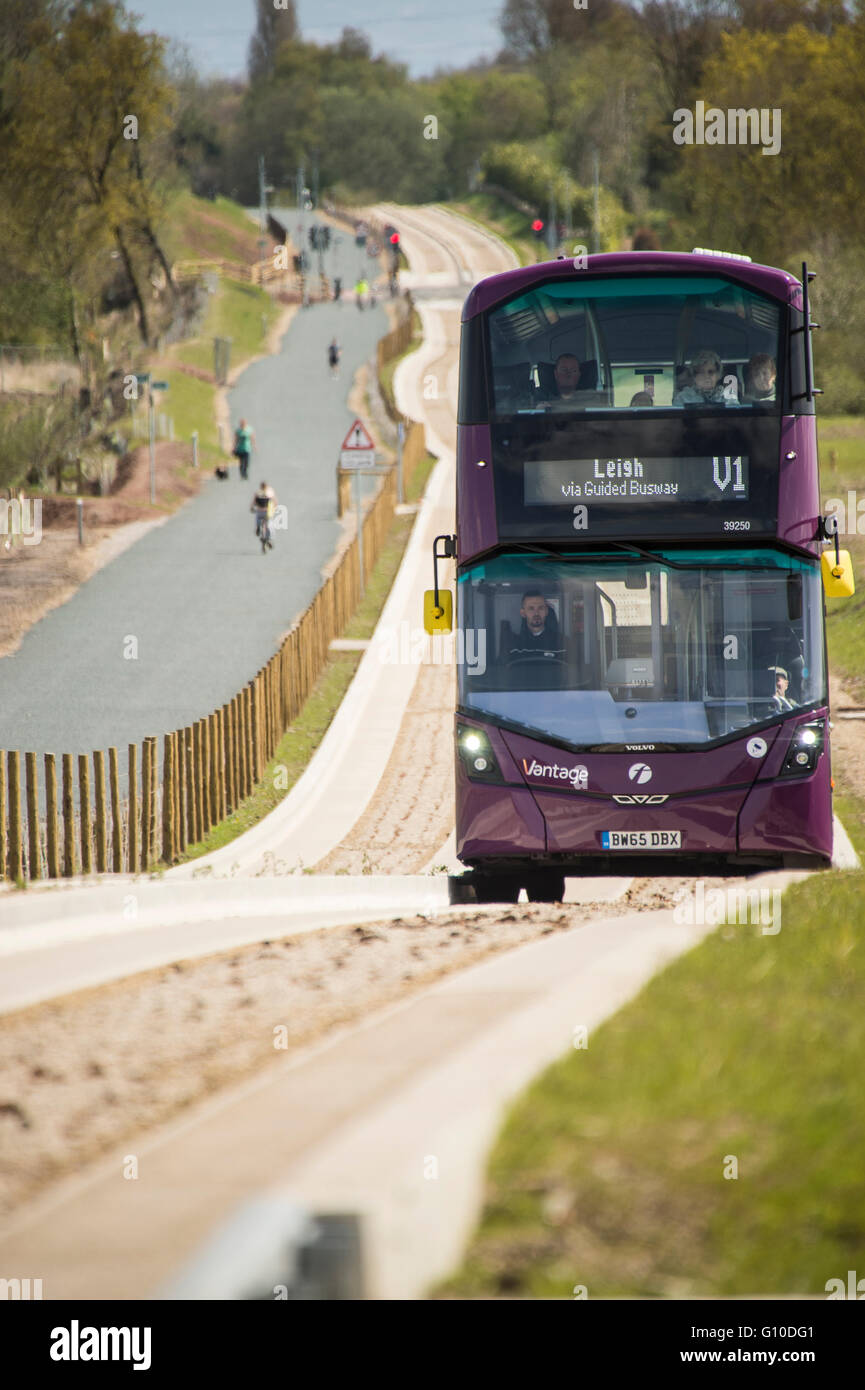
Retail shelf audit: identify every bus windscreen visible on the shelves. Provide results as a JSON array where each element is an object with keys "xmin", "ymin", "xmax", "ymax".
[
  {"xmin": 458, "ymin": 551, "xmax": 825, "ymax": 749},
  {"xmin": 487, "ymin": 274, "xmax": 781, "ymax": 415}
]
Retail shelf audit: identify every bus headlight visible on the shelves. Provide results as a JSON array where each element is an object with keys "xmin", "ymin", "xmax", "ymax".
[
  {"xmin": 457, "ymin": 724, "xmax": 504, "ymax": 782},
  {"xmin": 781, "ymin": 720, "xmax": 825, "ymax": 777}
]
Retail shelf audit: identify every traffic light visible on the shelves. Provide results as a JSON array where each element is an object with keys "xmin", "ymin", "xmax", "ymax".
[
  {"xmin": 532, "ymin": 218, "xmax": 544, "ymax": 239},
  {"xmin": 308, "ymin": 226, "xmax": 317, "ymax": 248},
  {"xmin": 322, "ymin": 226, "xmax": 331, "ymax": 249},
  {"xmin": 389, "ymin": 232, "xmax": 400, "ymax": 247}
]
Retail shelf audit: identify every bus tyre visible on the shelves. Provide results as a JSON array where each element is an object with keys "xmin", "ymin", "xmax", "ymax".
[
  {"xmin": 447, "ymin": 875, "xmax": 476, "ymax": 905},
  {"xmin": 473, "ymin": 874, "xmax": 521, "ymax": 904},
  {"xmin": 525, "ymin": 872, "xmax": 566, "ymax": 904}
]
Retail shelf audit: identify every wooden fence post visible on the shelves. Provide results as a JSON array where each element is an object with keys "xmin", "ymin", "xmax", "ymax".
[
  {"xmin": 173, "ymin": 731, "xmax": 184, "ymax": 855},
  {"xmin": 109, "ymin": 747, "xmax": 122, "ymax": 873},
  {"xmin": 93, "ymin": 750, "xmax": 107, "ymax": 874},
  {"xmin": 162, "ymin": 733, "xmax": 175, "ymax": 864},
  {"xmin": 185, "ymin": 726, "xmax": 197, "ymax": 845},
  {"xmin": 45, "ymin": 753, "xmax": 60, "ymax": 879},
  {"xmin": 6, "ymin": 751, "xmax": 22, "ymax": 881},
  {"xmin": 140, "ymin": 739, "xmax": 151, "ymax": 870},
  {"xmin": 149, "ymin": 736, "xmax": 158, "ymax": 866},
  {"xmin": 224, "ymin": 704, "xmax": 234, "ymax": 815},
  {"xmin": 127, "ymin": 745, "xmax": 138, "ymax": 872},
  {"xmin": 25, "ymin": 750, "xmax": 40, "ymax": 880},
  {"xmin": 217, "ymin": 710, "xmax": 226, "ymax": 822},
  {"xmin": 208, "ymin": 711, "xmax": 218, "ymax": 828},
  {"xmin": 78, "ymin": 753, "xmax": 92, "ymax": 875},
  {"xmin": 241, "ymin": 691, "xmax": 251, "ymax": 799},
  {"xmin": 204, "ymin": 719, "xmax": 214, "ymax": 836},
  {"xmin": 191, "ymin": 722, "xmax": 201, "ymax": 842},
  {"xmin": 251, "ymin": 677, "xmax": 261, "ymax": 784},
  {"xmin": 62, "ymin": 752, "xmax": 75, "ymax": 877}
]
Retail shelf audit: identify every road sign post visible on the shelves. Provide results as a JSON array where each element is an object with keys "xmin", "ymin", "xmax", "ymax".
[
  {"xmin": 339, "ymin": 418, "xmax": 380, "ymax": 594},
  {"xmin": 147, "ymin": 380, "xmax": 169, "ymax": 505},
  {"xmin": 354, "ymin": 471, "xmax": 364, "ymax": 595}
]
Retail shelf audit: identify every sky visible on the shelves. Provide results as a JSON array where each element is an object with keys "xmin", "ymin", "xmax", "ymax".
[{"xmin": 127, "ymin": 0, "xmax": 505, "ymax": 79}]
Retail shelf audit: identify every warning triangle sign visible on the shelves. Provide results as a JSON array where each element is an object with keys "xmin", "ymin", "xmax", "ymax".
[{"xmin": 340, "ymin": 418, "xmax": 375, "ymax": 451}]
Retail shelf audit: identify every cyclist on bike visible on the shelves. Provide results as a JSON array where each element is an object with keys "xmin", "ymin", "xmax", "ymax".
[{"xmin": 250, "ymin": 481, "xmax": 277, "ymax": 552}]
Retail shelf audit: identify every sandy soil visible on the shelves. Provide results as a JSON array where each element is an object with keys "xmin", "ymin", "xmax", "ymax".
[
  {"xmin": 827, "ymin": 679, "xmax": 865, "ymax": 799},
  {"xmin": 0, "ymin": 875, "xmax": 703, "ymax": 1224},
  {"xmin": 315, "ymin": 663, "xmax": 455, "ymax": 874}
]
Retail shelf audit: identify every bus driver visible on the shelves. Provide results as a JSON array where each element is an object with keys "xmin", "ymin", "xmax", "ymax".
[{"xmin": 507, "ymin": 592, "xmax": 566, "ymax": 663}]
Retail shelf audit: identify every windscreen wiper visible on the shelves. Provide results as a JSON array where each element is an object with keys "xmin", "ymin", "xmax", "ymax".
[
  {"xmin": 507, "ymin": 541, "xmax": 689, "ymax": 570},
  {"xmin": 602, "ymin": 541, "xmax": 693, "ymax": 571}
]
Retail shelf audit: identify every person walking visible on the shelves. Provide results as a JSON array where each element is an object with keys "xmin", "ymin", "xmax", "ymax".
[
  {"xmin": 233, "ymin": 418, "xmax": 255, "ymax": 481},
  {"xmin": 355, "ymin": 277, "xmax": 368, "ymax": 310},
  {"xmin": 328, "ymin": 338, "xmax": 341, "ymax": 378}
]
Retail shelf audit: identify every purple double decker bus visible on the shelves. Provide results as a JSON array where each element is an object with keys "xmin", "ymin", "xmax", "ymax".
[{"xmin": 428, "ymin": 249, "xmax": 854, "ymax": 903}]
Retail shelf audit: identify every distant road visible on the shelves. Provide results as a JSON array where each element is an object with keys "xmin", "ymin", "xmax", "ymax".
[{"xmin": 0, "ymin": 209, "xmax": 386, "ymax": 778}]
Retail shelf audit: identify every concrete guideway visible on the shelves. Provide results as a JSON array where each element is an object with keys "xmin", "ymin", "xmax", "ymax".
[
  {"xmin": 0, "ymin": 873, "xmax": 634, "ymax": 1015},
  {"xmin": 0, "ymin": 871, "xmax": 800, "ymax": 1299}
]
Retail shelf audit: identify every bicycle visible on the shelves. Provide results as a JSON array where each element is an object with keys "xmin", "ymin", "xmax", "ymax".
[{"xmin": 254, "ymin": 511, "xmax": 273, "ymax": 553}]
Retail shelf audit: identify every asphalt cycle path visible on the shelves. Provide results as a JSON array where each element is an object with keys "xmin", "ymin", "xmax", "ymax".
[{"xmin": 0, "ymin": 214, "xmax": 385, "ymax": 789}]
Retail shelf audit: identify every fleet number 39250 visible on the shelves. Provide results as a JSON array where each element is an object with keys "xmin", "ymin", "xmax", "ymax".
[{"xmin": 724, "ymin": 519, "xmax": 751, "ymax": 530}]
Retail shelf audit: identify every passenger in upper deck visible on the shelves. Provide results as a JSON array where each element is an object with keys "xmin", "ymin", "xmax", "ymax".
[
  {"xmin": 672, "ymin": 349, "xmax": 726, "ymax": 405},
  {"xmin": 629, "ymin": 391, "xmax": 654, "ymax": 407},
  {"xmin": 743, "ymin": 353, "xmax": 777, "ymax": 402}
]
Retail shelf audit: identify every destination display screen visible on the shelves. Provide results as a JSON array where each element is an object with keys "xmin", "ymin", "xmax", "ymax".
[
  {"xmin": 524, "ymin": 455, "xmax": 749, "ymax": 507},
  {"xmin": 489, "ymin": 414, "xmax": 780, "ymax": 542}
]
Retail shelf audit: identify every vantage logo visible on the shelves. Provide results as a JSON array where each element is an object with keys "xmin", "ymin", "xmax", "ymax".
[
  {"xmin": 522, "ymin": 758, "xmax": 588, "ymax": 789},
  {"xmin": 612, "ymin": 794, "xmax": 668, "ymax": 804}
]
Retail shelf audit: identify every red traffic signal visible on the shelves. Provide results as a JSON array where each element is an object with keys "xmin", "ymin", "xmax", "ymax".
[
  {"xmin": 389, "ymin": 232, "xmax": 400, "ymax": 245},
  {"xmin": 532, "ymin": 219, "xmax": 544, "ymax": 233}
]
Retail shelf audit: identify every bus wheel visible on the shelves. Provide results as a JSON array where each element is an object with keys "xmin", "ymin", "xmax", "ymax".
[
  {"xmin": 473, "ymin": 874, "xmax": 521, "ymax": 904},
  {"xmin": 525, "ymin": 872, "xmax": 566, "ymax": 904}
]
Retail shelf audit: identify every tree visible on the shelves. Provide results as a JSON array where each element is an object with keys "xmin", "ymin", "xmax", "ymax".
[
  {"xmin": 669, "ymin": 24, "xmax": 861, "ymax": 265},
  {"xmin": 248, "ymin": 0, "xmax": 299, "ymax": 82},
  {"xmin": 0, "ymin": 1, "xmax": 177, "ymax": 350},
  {"xmin": 499, "ymin": 0, "xmax": 634, "ymax": 58}
]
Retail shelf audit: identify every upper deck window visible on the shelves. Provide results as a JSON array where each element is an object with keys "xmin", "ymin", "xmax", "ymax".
[{"xmin": 488, "ymin": 274, "xmax": 781, "ymax": 417}]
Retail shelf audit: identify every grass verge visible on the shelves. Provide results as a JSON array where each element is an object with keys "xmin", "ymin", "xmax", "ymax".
[
  {"xmin": 174, "ymin": 277, "xmax": 281, "ymax": 376},
  {"xmin": 438, "ymin": 846, "xmax": 865, "ymax": 1298}
]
